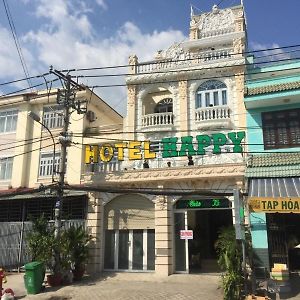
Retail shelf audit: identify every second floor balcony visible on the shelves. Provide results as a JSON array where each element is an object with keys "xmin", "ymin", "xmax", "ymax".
[
  {"xmin": 195, "ymin": 105, "xmax": 232, "ymax": 129},
  {"xmin": 141, "ymin": 112, "xmax": 174, "ymax": 132}
]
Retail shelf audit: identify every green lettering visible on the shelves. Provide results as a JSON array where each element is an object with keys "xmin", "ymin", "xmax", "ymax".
[
  {"xmin": 227, "ymin": 131, "xmax": 246, "ymax": 153},
  {"xmin": 273, "ymin": 201, "xmax": 278, "ymax": 209},
  {"xmin": 295, "ymin": 201, "xmax": 299, "ymax": 210},
  {"xmin": 212, "ymin": 133, "xmax": 227, "ymax": 154},
  {"xmin": 179, "ymin": 136, "xmax": 196, "ymax": 156},
  {"xmin": 262, "ymin": 201, "xmax": 267, "ymax": 209},
  {"xmin": 196, "ymin": 135, "xmax": 211, "ymax": 155},
  {"xmin": 162, "ymin": 137, "xmax": 178, "ymax": 158}
]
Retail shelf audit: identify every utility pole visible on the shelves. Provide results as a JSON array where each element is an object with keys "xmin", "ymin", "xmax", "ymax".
[{"xmin": 50, "ymin": 67, "xmax": 86, "ymax": 273}]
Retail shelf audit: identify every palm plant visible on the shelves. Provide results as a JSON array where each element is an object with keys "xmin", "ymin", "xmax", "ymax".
[
  {"xmin": 62, "ymin": 225, "xmax": 92, "ymax": 280},
  {"xmin": 215, "ymin": 226, "xmax": 243, "ymax": 300}
]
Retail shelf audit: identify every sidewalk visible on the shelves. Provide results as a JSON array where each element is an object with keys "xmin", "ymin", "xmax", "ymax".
[{"xmin": 4, "ymin": 272, "xmax": 223, "ymax": 300}]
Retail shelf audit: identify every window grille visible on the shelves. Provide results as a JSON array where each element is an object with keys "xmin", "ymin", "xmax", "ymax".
[
  {"xmin": 0, "ymin": 157, "xmax": 13, "ymax": 180},
  {"xmin": 39, "ymin": 152, "xmax": 61, "ymax": 177},
  {"xmin": 43, "ymin": 106, "xmax": 64, "ymax": 129},
  {"xmin": 196, "ymin": 80, "xmax": 227, "ymax": 108},
  {"xmin": 262, "ymin": 109, "xmax": 300, "ymax": 149},
  {"xmin": 0, "ymin": 110, "xmax": 18, "ymax": 133}
]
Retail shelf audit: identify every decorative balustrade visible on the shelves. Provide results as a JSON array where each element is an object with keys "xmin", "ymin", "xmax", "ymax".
[
  {"xmin": 199, "ymin": 27, "xmax": 235, "ymax": 39},
  {"xmin": 136, "ymin": 48, "xmax": 233, "ymax": 74},
  {"xmin": 195, "ymin": 106, "xmax": 231, "ymax": 122},
  {"xmin": 141, "ymin": 112, "xmax": 174, "ymax": 127}
]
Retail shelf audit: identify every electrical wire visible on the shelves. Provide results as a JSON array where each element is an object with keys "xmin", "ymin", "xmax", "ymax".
[
  {"xmin": 0, "ymin": 142, "xmax": 60, "ymax": 161},
  {"xmin": 59, "ymin": 44, "xmax": 300, "ymax": 73},
  {"xmin": 2, "ymin": 0, "xmax": 33, "ymax": 90},
  {"xmin": 0, "ymin": 44, "xmax": 299, "ymax": 88}
]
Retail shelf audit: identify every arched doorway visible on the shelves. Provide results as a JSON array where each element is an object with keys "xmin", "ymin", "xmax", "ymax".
[{"xmin": 103, "ymin": 194, "xmax": 155, "ymax": 271}]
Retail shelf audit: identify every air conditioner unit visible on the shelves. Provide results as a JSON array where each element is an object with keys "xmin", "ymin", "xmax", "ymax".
[{"xmin": 86, "ymin": 110, "xmax": 96, "ymax": 122}]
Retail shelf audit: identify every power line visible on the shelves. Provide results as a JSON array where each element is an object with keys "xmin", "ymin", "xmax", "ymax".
[
  {"xmin": 0, "ymin": 135, "xmax": 55, "ymax": 152},
  {"xmin": 0, "ymin": 142, "xmax": 59, "ymax": 161},
  {"xmin": 0, "ymin": 44, "xmax": 299, "ymax": 88},
  {"xmin": 59, "ymin": 44, "xmax": 300, "ymax": 73},
  {"xmin": 0, "ymin": 72, "xmax": 50, "ymax": 87},
  {"xmin": 2, "ymin": 0, "xmax": 32, "ymax": 90}
]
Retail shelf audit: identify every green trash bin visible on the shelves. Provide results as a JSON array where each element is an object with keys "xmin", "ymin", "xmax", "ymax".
[{"xmin": 24, "ymin": 261, "xmax": 45, "ymax": 294}]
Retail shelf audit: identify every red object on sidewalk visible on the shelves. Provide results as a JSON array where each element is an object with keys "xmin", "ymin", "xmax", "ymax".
[{"xmin": 0, "ymin": 269, "xmax": 5, "ymax": 294}]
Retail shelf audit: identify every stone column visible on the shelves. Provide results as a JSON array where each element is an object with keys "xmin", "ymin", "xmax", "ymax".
[
  {"xmin": 86, "ymin": 192, "xmax": 103, "ymax": 274},
  {"xmin": 155, "ymin": 192, "xmax": 173, "ymax": 276},
  {"xmin": 126, "ymin": 84, "xmax": 137, "ymax": 141},
  {"xmin": 178, "ymin": 80, "xmax": 188, "ymax": 133}
]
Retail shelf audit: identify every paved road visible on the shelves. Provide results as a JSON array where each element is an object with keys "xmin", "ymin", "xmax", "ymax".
[
  {"xmin": 5, "ymin": 272, "xmax": 300, "ymax": 300},
  {"xmin": 5, "ymin": 272, "xmax": 223, "ymax": 300}
]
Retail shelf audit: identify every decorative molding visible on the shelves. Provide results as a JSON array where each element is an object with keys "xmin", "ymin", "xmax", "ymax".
[{"xmin": 86, "ymin": 163, "xmax": 245, "ymax": 184}]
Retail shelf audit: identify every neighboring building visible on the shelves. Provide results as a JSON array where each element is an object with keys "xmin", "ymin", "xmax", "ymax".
[
  {"xmin": 84, "ymin": 4, "xmax": 248, "ymax": 276},
  {"xmin": 0, "ymin": 88, "xmax": 123, "ymax": 268},
  {"xmin": 245, "ymin": 58, "xmax": 300, "ymax": 275}
]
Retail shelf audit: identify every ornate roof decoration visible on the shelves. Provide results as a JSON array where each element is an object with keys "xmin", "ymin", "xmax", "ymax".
[
  {"xmin": 246, "ymin": 81, "xmax": 300, "ymax": 96},
  {"xmin": 190, "ymin": 7, "xmax": 235, "ymax": 38}
]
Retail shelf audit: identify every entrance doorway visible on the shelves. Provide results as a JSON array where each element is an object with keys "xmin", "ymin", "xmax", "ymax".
[
  {"xmin": 104, "ymin": 229, "xmax": 155, "ymax": 271},
  {"xmin": 267, "ymin": 214, "xmax": 300, "ymax": 271},
  {"xmin": 174, "ymin": 199, "xmax": 233, "ymax": 273}
]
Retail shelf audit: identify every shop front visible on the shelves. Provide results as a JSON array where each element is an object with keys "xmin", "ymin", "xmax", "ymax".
[
  {"xmin": 174, "ymin": 197, "xmax": 233, "ymax": 273},
  {"xmin": 249, "ymin": 177, "xmax": 300, "ymax": 274}
]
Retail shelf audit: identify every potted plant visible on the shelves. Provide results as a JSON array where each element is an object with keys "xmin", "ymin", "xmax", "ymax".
[
  {"xmin": 215, "ymin": 226, "xmax": 243, "ymax": 300},
  {"xmin": 26, "ymin": 215, "xmax": 62, "ymax": 287},
  {"xmin": 63, "ymin": 225, "xmax": 92, "ymax": 281}
]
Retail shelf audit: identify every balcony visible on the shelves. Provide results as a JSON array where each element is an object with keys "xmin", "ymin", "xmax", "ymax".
[
  {"xmin": 136, "ymin": 48, "xmax": 234, "ymax": 75},
  {"xmin": 195, "ymin": 106, "xmax": 232, "ymax": 129},
  {"xmin": 141, "ymin": 112, "xmax": 174, "ymax": 132}
]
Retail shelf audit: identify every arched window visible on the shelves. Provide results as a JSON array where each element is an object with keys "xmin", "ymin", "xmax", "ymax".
[
  {"xmin": 196, "ymin": 80, "xmax": 227, "ymax": 108},
  {"xmin": 154, "ymin": 98, "xmax": 173, "ymax": 113}
]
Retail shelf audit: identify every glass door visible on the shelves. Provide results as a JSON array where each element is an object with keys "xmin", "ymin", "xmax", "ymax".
[
  {"xmin": 104, "ymin": 229, "xmax": 155, "ymax": 271},
  {"xmin": 132, "ymin": 230, "xmax": 144, "ymax": 270},
  {"xmin": 118, "ymin": 230, "xmax": 129, "ymax": 269},
  {"xmin": 174, "ymin": 212, "xmax": 189, "ymax": 273}
]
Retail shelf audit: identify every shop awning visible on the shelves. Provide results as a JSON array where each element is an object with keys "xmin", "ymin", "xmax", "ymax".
[
  {"xmin": 249, "ymin": 177, "xmax": 300, "ymax": 213},
  {"xmin": 249, "ymin": 177, "xmax": 300, "ymax": 198}
]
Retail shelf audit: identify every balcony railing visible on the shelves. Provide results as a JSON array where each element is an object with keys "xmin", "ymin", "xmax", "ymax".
[
  {"xmin": 141, "ymin": 112, "xmax": 174, "ymax": 128},
  {"xmin": 136, "ymin": 48, "xmax": 233, "ymax": 74},
  {"xmin": 195, "ymin": 106, "xmax": 231, "ymax": 122}
]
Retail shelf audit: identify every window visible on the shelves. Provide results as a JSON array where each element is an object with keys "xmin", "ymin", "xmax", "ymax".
[
  {"xmin": 262, "ymin": 109, "xmax": 300, "ymax": 149},
  {"xmin": 0, "ymin": 110, "xmax": 18, "ymax": 133},
  {"xmin": 39, "ymin": 152, "xmax": 61, "ymax": 177},
  {"xmin": 154, "ymin": 98, "xmax": 173, "ymax": 113},
  {"xmin": 196, "ymin": 80, "xmax": 227, "ymax": 108},
  {"xmin": 43, "ymin": 106, "xmax": 64, "ymax": 129},
  {"xmin": 0, "ymin": 157, "xmax": 13, "ymax": 180}
]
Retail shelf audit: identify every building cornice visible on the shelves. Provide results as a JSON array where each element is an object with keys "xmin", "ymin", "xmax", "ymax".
[
  {"xmin": 83, "ymin": 162, "xmax": 245, "ymax": 185},
  {"xmin": 126, "ymin": 58, "xmax": 245, "ymax": 85}
]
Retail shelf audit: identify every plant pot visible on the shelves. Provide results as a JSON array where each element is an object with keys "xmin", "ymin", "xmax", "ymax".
[
  {"xmin": 72, "ymin": 267, "xmax": 85, "ymax": 281},
  {"xmin": 46, "ymin": 274, "xmax": 62, "ymax": 287}
]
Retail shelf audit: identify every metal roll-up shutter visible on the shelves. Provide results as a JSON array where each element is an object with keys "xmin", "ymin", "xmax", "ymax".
[{"xmin": 105, "ymin": 194, "xmax": 154, "ymax": 230}]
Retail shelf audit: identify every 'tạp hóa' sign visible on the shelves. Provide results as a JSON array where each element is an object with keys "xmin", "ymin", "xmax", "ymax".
[
  {"xmin": 85, "ymin": 131, "xmax": 245, "ymax": 163},
  {"xmin": 249, "ymin": 197, "xmax": 300, "ymax": 213}
]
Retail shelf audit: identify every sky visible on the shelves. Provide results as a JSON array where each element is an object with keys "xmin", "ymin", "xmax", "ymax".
[{"xmin": 0, "ymin": 0, "xmax": 300, "ymax": 115}]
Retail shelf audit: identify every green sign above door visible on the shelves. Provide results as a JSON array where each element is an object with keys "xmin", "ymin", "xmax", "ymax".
[{"xmin": 175, "ymin": 198, "xmax": 231, "ymax": 210}]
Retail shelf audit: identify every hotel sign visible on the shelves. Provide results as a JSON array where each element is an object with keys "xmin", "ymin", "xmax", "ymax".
[
  {"xmin": 249, "ymin": 197, "xmax": 300, "ymax": 213},
  {"xmin": 85, "ymin": 131, "xmax": 245, "ymax": 163}
]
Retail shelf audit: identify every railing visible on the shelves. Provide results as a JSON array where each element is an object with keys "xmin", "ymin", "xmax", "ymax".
[
  {"xmin": 199, "ymin": 27, "xmax": 235, "ymax": 39},
  {"xmin": 195, "ymin": 106, "xmax": 230, "ymax": 122},
  {"xmin": 136, "ymin": 48, "xmax": 233, "ymax": 74},
  {"xmin": 141, "ymin": 112, "xmax": 174, "ymax": 127}
]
